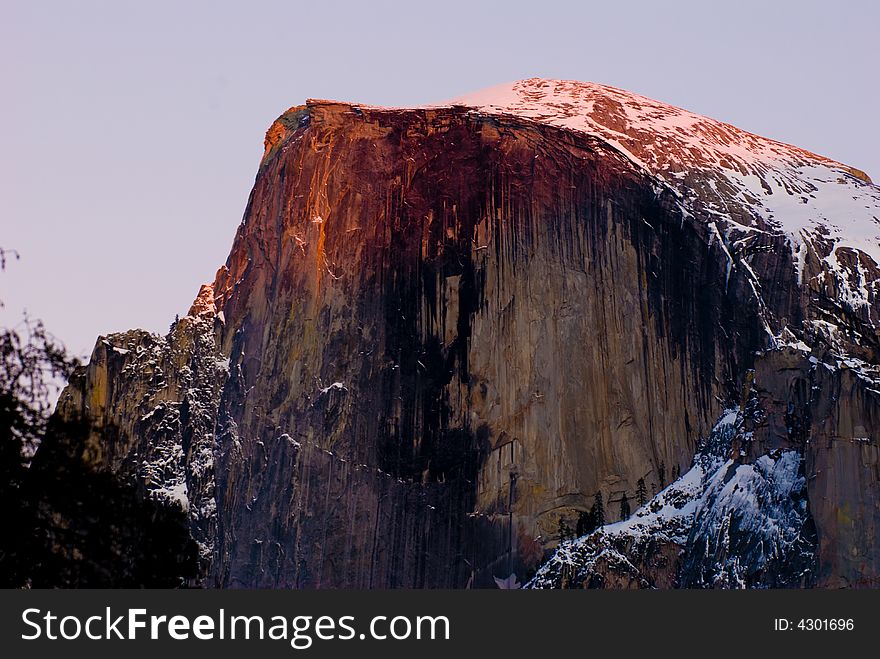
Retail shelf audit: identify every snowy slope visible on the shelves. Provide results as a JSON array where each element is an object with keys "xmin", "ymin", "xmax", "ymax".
[
  {"xmin": 445, "ymin": 79, "xmax": 880, "ymax": 319},
  {"xmin": 528, "ymin": 409, "xmax": 816, "ymax": 589}
]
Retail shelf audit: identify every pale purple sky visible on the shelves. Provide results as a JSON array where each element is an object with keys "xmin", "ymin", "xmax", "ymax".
[{"xmin": 2, "ymin": 0, "xmax": 878, "ymax": 358}]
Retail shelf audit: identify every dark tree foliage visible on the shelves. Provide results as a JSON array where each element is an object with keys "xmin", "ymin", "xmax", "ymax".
[
  {"xmin": 576, "ymin": 509, "xmax": 594, "ymax": 537},
  {"xmin": 17, "ymin": 416, "xmax": 200, "ymax": 587},
  {"xmin": 619, "ymin": 493, "xmax": 631, "ymax": 521},
  {"xmin": 0, "ymin": 248, "xmax": 198, "ymax": 587},
  {"xmin": 1, "ymin": 316, "xmax": 78, "ymax": 458},
  {"xmin": 558, "ymin": 516, "xmax": 573, "ymax": 542},
  {"xmin": 636, "ymin": 478, "xmax": 648, "ymax": 506},
  {"xmin": 0, "ymin": 248, "xmax": 70, "ymax": 463},
  {"xmin": 591, "ymin": 491, "xmax": 605, "ymax": 528},
  {"xmin": 0, "ymin": 312, "xmax": 81, "ymax": 586},
  {"xmin": 572, "ymin": 491, "xmax": 609, "ymax": 538}
]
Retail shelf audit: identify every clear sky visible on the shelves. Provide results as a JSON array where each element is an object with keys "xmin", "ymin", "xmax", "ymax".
[{"xmin": 2, "ymin": 0, "xmax": 878, "ymax": 358}]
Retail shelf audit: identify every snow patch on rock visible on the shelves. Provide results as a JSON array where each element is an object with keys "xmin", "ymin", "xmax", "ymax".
[{"xmin": 528, "ymin": 408, "xmax": 816, "ymax": 588}]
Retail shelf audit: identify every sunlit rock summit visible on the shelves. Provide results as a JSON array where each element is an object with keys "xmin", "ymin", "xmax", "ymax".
[{"xmin": 51, "ymin": 79, "xmax": 880, "ymax": 588}]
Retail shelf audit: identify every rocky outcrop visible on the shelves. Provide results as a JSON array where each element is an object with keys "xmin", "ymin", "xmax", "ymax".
[
  {"xmin": 53, "ymin": 311, "xmax": 225, "ymax": 575},
  {"xmin": 50, "ymin": 79, "xmax": 880, "ymax": 588},
  {"xmin": 529, "ymin": 402, "xmax": 818, "ymax": 589},
  {"xmin": 531, "ymin": 343, "xmax": 880, "ymax": 589},
  {"xmin": 726, "ymin": 345, "xmax": 880, "ymax": 588}
]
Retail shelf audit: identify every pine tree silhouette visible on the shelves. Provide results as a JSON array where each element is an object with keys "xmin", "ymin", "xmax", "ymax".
[
  {"xmin": 591, "ymin": 491, "xmax": 605, "ymax": 528},
  {"xmin": 558, "ymin": 516, "xmax": 573, "ymax": 542},
  {"xmin": 620, "ymin": 493, "xmax": 631, "ymax": 520},
  {"xmin": 636, "ymin": 478, "xmax": 648, "ymax": 506},
  {"xmin": 1, "ymin": 248, "xmax": 198, "ymax": 587}
]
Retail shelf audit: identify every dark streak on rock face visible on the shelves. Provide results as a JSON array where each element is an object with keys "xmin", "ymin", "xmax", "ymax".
[{"xmin": 373, "ymin": 124, "xmax": 489, "ymax": 482}]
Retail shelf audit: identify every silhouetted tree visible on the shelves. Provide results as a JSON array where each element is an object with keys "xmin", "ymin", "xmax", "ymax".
[
  {"xmin": 620, "ymin": 493, "xmax": 631, "ymax": 520},
  {"xmin": 1, "ymin": 249, "xmax": 79, "ymax": 537},
  {"xmin": 1, "ymin": 246, "xmax": 80, "ymax": 585},
  {"xmin": 591, "ymin": 491, "xmax": 605, "ymax": 529},
  {"xmin": 658, "ymin": 461, "xmax": 667, "ymax": 488},
  {"xmin": 636, "ymin": 478, "xmax": 648, "ymax": 506},
  {"xmin": 558, "ymin": 516, "xmax": 573, "ymax": 543},
  {"xmin": 1, "ymin": 317, "xmax": 77, "ymax": 445},
  {"xmin": 576, "ymin": 509, "xmax": 597, "ymax": 537},
  {"xmin": 0, "ymin": 248, "xmax": 198, "ymax": 587},
  {"xmin": 22, "ymin": 420, "xmax": 200, "ymax": 587}
]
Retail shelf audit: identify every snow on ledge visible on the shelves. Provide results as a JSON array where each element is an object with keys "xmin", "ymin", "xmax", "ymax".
[{"xmin": 441, "ymin": 79, "xmax": 880, "ymax": 274}]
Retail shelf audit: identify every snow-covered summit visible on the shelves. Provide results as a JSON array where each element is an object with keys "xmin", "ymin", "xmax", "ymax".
[{"xmin": 446, "ymin": 78, "xmax": 880, "ymax": 278}]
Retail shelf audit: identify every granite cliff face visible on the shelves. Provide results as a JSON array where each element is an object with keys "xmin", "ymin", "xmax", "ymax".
[{"xmin": 50, "ymin": 79, "xmax": 880, "ymax": 588}]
